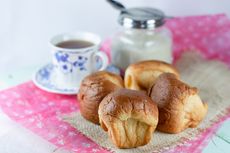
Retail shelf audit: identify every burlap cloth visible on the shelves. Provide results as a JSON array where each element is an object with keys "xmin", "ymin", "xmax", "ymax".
[{"xmin": 63, "ymin": 52, "xmax": 230, "ymax": 153}]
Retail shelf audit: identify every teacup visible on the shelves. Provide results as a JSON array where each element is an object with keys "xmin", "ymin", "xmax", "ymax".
[{"xmin": 50, "ymin": 32, "xmax": 108, "ymax": 89}]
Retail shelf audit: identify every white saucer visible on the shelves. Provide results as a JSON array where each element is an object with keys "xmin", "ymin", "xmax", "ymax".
[{"xmin": 33, "ymin": 64, "xmax": 121, "ymax": 95}]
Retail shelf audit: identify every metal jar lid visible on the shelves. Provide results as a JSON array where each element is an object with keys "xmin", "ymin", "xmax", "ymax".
[{"xmin": 118, "ymin": 7, "xmax": 165, "ymax": 29}]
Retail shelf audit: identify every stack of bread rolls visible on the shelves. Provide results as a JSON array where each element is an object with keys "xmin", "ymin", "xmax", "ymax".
[{"xmin": 77, "ymin": 60, "xmax": 208, "ymax": 149}]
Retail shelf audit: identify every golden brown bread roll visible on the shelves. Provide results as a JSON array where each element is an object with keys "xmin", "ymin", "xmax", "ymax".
[
  {"xmin": 124, "ymin": 60, "xmax": 180, "ymax": 92},
  {"xmin": 98, "ymin": 89, "xmax": 158, "ymax": 148},
  {"xmin": 148, "ymin": 73, "xmax": 208, "ymax": 134},
  {"xmin": 78, "ymin": 71, "xmax": 124, "ymax": 124}
]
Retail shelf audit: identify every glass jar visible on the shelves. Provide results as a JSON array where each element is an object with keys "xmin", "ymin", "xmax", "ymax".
[{"xmin": 111, "ymin": 7, "xmax": 172, "ymax": 70}]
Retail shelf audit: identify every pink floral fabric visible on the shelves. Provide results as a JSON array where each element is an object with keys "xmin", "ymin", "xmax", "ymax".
[
  {"xmin": 0, "ymin": 83, "xmax": 107, "ymax": 152},
  {"xmin": 0, "ymin": 14, "xmax": 230, "ymax": 153},
  {"xmin": 166, "ymin": 14, "xmax": 230, "ymax": 66}
]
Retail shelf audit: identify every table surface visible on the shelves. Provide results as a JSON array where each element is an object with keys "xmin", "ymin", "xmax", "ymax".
[{"xmin": 0, "ymin": 65, "xmax": 230, "ymax": 153}]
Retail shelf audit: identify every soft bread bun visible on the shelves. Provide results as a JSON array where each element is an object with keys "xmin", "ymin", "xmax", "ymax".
[
  {"xmin": 78, "ymin": 71, "xmax": 124, "ymax": 124},
  {"xmin": 124, "ymin": 60, "xmax": 179, "ymax": 92},
  {"xmin": 148, "ymin": 73, "xmax": 208, "ymax": 134},
  {"xmin": 98, "ymin": 89, "xmax": 158, "ymax": 148}
]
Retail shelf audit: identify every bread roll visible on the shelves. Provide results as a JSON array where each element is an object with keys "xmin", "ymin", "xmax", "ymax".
[
  {"xmin": 98, "ymin": 89, "xmax": 158, "ymax": 148},
  {"xmin": 78, "ymin": 71, "xmax": 124, "ymax": 124},
  {"xmin": 124, "ymin": 60, "xmax": 179, "ymax": 92},
  {"xmin": 148, "ymin": 73, "xmax": 208, "ymax": 134}
]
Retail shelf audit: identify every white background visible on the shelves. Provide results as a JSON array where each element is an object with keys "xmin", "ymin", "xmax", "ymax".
[{"xmin": 0, "ymin": 0, "xmax": 230, "ymax": 72}]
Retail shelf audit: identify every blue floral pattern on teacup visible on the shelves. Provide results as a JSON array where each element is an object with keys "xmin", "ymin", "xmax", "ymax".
[
  {"xmin": 39, "ymin": 66, "xmax": 50, "ymax": 80},
  {"xmin": 33, "ymin": 64, "xmax": 121, "ymax": 95},
  {"xmin": 55, "ymin": 51, "xmax": 88, "ymax": 73}
]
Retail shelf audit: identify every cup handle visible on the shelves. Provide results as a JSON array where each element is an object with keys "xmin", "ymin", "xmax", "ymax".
[{"xmin": 94, "ymin": 51, "xmax": 109, "ymax": 71}]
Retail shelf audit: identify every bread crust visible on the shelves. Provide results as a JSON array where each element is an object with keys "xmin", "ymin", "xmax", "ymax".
[
  {"xmin": 99, "ymin": 89, "xmax": 158, "ymax": 148},
  {"xmin": 124, "ymin": 60, "xmax": 179, "ymax": 92},
  {"xmin": 148, "ymin": 73, "xmax": 208, "ymax": 133},
  {"xmin": 78, "ymin": 71, "xmax": 124, "ymax": 124}
]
